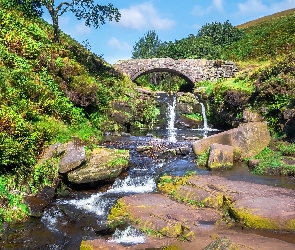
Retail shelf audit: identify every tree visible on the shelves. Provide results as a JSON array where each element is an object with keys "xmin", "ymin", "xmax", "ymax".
[
  {"xmin": 132, "ymin": 30, "xmax": 163, "ymax": 59},
  {"xmin": 197, "ymin": 20, "xmax": 244, "ymax": 46},
  {"xmin": 1, "ymin": 0, "xmax": 43, "ymax": 17},
  {"xmin": 2, "ymin": 0, "xmax": 121, "ymax": 43}
]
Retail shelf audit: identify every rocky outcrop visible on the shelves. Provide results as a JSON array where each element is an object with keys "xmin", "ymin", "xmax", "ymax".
[
  {"xmin": 67, "ymin": 147, "xmax": 129, "ymax": 185},
  {"xmin": 58, "ymin": 141, "xmax": 86, "ymax": 174},
  {"xmin": 283, "ymin": 108, "xmax": 295, "ymax": 138},
  {"xmin": 207, "ymin": 143, "xmax": 234, "ymax": 169},
  {"xmin": 97, "ymin": 177, "xmax": 295, "ymax": 250},
  {"xmin": 159, "ymin": 175, "xmax": 295, "ymax": 231},
  {"xmin": 24, "ymin": 186, "xmax": 56, "ymax": 217},
  {"xmin": 175, "ymin": 92, "xmax": 203, "ymax": 129},
  {"xmin": 242, "ymin": 109, "xmax": 263, "ymax": 123},
  {"xmin": 192, "ymin": 122, "xmax": 270, "ymax": 159}
]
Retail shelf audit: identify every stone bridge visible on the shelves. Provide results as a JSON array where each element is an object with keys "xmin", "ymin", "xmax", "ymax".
[{"xmin": 113, "ymin": 58, "xmax": 237, "ymax": 84}]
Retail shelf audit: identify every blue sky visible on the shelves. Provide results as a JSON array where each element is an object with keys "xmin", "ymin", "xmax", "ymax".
[{"xmin": 43, "ymin": 0, "xmax": 295, "ymax": 64}]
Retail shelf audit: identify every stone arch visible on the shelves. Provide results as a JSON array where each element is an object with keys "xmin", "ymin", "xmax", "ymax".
[
  {"xmin": 113, "ymin": 58, "xmax": 237, "ymax": 86},
  {"xmin": 130, "ymin": 67, "xmax": 195, "ymax": 86}
]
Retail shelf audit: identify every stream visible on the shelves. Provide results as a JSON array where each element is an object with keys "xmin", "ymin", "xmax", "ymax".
[{"xmin": 1, "ymin": 97, "xmax": 295, "ymax": 249}]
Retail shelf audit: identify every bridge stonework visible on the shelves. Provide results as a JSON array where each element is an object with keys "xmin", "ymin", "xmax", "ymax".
[{"xmin": 113, "ymin": 58, "xmax": 238, "ymax": 83}]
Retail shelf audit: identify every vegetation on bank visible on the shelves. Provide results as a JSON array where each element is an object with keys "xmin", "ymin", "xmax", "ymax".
[{"xmin": 0, "ymin": 6, "xmax": 157, "ymax": 226}]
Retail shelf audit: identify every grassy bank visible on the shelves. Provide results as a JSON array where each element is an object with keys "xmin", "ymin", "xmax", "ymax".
[{"xmin": 0, "ymin": 7, "xmax": 149, "ymax": 225}]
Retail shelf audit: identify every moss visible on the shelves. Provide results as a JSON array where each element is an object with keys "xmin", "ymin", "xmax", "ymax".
[
  {"xmin": 157, "ymin": 175, "xmax": 189, "ymax": 197},
  {"xmin": 230, "ymin": 207, "xmax": 280, "ymax": 229},
  {"xmin": 80, "ymin": 241, "xmax": 94, "ymax": 250},
  {"xmin": 203, "ymin": 194, "xmax": 225, "ymax": 209},
  {"xmin": 287, "ymin": 219, "xmax": 295, "ymax": 230},
  {"xmin": 162, "ymin": 246, "xmax": 182, "ymax": 250},
  {"xmin": 107, "ymin": 199, "xmax": 129, "ymax": 228}
]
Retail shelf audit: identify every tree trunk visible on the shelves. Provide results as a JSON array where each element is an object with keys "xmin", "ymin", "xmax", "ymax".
[{"xmin": 52, "ymin": 13, "xmax": 60, "ymax": 43}]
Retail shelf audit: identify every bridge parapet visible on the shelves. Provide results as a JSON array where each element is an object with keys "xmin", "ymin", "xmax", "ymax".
[{"xmin": 113, "ymin": 58, "xmax": 238, "ymax": 84}]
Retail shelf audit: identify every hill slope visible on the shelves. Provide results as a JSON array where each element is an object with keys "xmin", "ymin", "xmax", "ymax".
[
  {"xmin": 222, "ymin": 8, "xmax": 295, "ymax": 61},
  {"xmin": 0, "ymin": 7, "xmax": 160, "ymax": 224}
]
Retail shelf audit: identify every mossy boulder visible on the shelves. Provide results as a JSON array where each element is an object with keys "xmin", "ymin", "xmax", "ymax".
[
  {"xmin": 207, "ymin": 143, "xmax": 234, "ymax": 169},
  {"xmin": 58, "ymin": 141, "xmax": 86, "ymax": 174},
  {"xmin": 192, "ymin": 122, "xmax": 270, "ymax": 159},
  {"xmin": 67, "ymin": 147, "xmax": 129, "ymax": 184}
]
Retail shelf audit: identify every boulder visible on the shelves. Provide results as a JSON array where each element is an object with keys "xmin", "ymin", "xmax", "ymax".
[
  {"xmin": 58, "ymin": 141, "xmax": 86, "ymax": 174},
  {"xmin": 242, "ymin": 109, "xmax": 263, "ymax": 123},
  {"xmin": 283, "ymin": 108, "xmax": 295, "ymax": 138},
  {"xmin": 24, "ymin": 186, "xmax": 56, "ymax": 217},
  {"xmin": 247, "ymin": 159, "xmax": 261, "ymax": 171},
  {"xmin": 67, "ymin": 147, "xmax": 129, "ymax": 184},
  {"xmin": 192, "ymin": 122, "xmax": 270, "ymax": 159},
  {"xmin": 207, "ymin": 143, "xmax": 234, "ymax": 169}
]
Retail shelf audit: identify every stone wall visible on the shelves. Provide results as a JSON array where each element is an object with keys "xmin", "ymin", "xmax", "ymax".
[{"xmin": 113, "ymin": 58, "xmax": 238, "ymax": 83}]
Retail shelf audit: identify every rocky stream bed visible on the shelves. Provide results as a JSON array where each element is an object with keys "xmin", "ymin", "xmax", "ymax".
[{"xmin": 1, "ymin": 128, "xmax": 295, "ymax": 250}]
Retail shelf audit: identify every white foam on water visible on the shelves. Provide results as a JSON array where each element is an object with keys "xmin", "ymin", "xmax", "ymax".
[
  {"xmin": 41, "ymin": 209, "xmax": 63, "ymax": 232},
  {"xmin": 108, "ymin": 176, "xmax": 156, "ymax": 194},
  {"xmin": 108, "ymin": 226, "xmax": 145, "ymax": 245},
  {"xmin": 167, "ymin": 95, "xmax": 177, "ymax": 142},
  {"xmin": 58, "ymin": 193, "xmax": 105, "ymax": 216}
]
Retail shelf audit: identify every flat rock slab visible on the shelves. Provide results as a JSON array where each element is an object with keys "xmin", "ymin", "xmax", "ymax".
[
  {"xmin": 179, "ymin": 175, "xmax": 295, "ymax": 230},
  {"xmin": 109, "ymin": 193, "xmax": 220, "ymax": 239},
  {"xmin": 86, "ymin": 192, "xmax": 295, "ymax": 250}
]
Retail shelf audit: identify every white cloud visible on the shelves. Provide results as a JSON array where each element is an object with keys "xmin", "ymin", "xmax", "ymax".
[
  {"xmin": 237, "ymin": 0, "xmax": 267, "ymax": 15},
  {"xmin": 75, "ymin": 22, "xmax": 91, "ymax": 35},
  {"xmin": 236, "ymin": 0, "xmax": 295, "ymax": 16},
  {"xmin": 213, "ymin": 0, "xmax": 223, "ymax": 12},
  {"xmin": 108, "ymin": 37, "xmax": 132, "ymax": 51},
  {"xmin": 192, "ymin": 0, "xmax": 224, "ymax": 16},
  {"xmin": 117, "ymin": 2, "xmax": 175, "ymax": 30}
]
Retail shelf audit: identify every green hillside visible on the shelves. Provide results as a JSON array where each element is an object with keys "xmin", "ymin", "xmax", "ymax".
[
  {"xmin": 0, "ymin": 7, "xmax": 158, "ymax": 224},
  {"xmin": 222, "ymin": 9, "xmax": 295, "ymax": 61}
]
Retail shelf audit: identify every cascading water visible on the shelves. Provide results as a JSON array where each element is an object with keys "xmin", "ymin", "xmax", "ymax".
[
  {"xmin": 200, "ymin": 102, "xmax": 208, "ymax": 130},
  {"xmin": 108, "ymin": 226, "xmax": 145, "ymax": 245},
  {"xmin": 166, "ymin": 95, "xmax": 177, "ymax": 142}
]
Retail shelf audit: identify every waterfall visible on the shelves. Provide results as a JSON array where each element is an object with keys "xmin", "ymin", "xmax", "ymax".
[
  {"xmin": 199, "ymin": 102, "xmax": 209, "ymax": 130},
  {"xmin": 166, "ymin": 95, "xmax": 177, "ymax": 142}
]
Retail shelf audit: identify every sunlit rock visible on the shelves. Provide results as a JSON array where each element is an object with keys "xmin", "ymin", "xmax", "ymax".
[
  {"xmin": 67, "ymin": 147, "xmax": 129, "ymax": 185},
  {"xmin": 192, "ymin": 122, "xmax": 270, "ymax": 159},
  {"xmin": 207, "ymin": 143, "xmax": 234, "ymax": 169}
]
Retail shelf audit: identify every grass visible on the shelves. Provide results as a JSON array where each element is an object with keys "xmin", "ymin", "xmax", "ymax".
[
  {"xmin": 236, "ymin": 8, "xmax": 295, "ymax": 29},
  {"xmin": 250, "ymin": 146, "xmax": 295, "ymax": 176}
]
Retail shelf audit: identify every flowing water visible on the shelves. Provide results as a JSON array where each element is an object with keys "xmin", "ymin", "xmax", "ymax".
[
  {"xmin": 1, "ymin": 97, "xmax": 295, "ymax": 249},
  {"xmin": 166, "ymin": 94, "xmax": 177, "ymax": 142}
]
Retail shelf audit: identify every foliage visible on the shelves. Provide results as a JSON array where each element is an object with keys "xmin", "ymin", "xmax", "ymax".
[
  {"xmin": 276, "ymin": 142, "xmax": 295, "ymax": 155},
  {"xmin": 196, "ymin": 148, "xmax": 210, "ymax": 168},
  {"xmin": 251, "ymin": 147, "xmax": 295, "ymax": 176},
  {"xmin": 0, "ymin": 177, "xmax": 29, "ymax": 226},
  {"xmin": 0, "ymin": 0, "xmax": 43, "ymax": 17},
  {"xmin": 5, "ymin": 0, "xmax": 121, "ymax": 42},
  {"xmin": 132, "ymin": 30, "xmax": 162, "ymax": 59},
  {"xmin": 197, "ymin": 20, "xmax": 245, "ymax": 47},
  {"xmin": 183, "ymin": 113, "xmax": 203, "ymax": 121},
  {"xmin": 135, "ymin": 73, "xmax": 187, "ymax": 92},
  {"xmin": 0, "ymin": 7, "xmax": 141, "ymax": 223}
]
